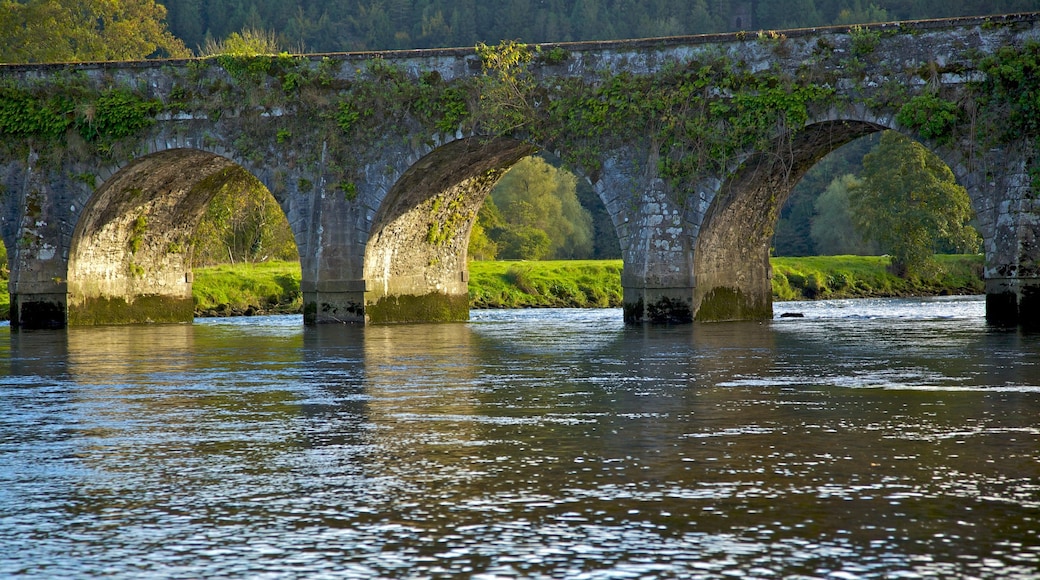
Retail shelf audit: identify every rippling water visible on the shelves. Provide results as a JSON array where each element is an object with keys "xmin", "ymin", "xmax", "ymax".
[{"xmin": 1, "ymin": 296, "xmax": 1038, "ymax": 578}]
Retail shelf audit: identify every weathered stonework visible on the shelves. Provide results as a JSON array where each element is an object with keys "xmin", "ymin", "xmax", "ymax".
[{"xmin": 1, "ymin": 13, "xmax": 1040, "ymax": 328}]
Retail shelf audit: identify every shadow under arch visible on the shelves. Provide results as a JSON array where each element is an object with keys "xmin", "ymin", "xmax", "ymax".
[
  {"xmin": 362, "ymin": 136, "xmax": 537, "ymax": 323},
  {"xmin": 67, "ymin": 148, "xmax": 299, "ymax": 325},
  {"xmin": 694, "ymin": 119, "xmax": 888, "ymax": 321}
]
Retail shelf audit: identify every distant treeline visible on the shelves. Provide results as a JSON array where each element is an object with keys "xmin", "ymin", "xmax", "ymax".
[{"xmin": 160, "ymin": 0, "xmax": 1039, "ymax": 54}]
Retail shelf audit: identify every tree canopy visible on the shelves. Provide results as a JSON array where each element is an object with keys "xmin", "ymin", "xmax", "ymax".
[
  {"xmin": 156, "ymin": 0, "xmax": 1036, "ymax": 54},
  {"xmin": 0, "ymin": 0, "xmax": 189, "ymax": 63},
  {"xmin": 810, "ymin": 174, "xmax": 880, "ymax": 256},
  {"xmin": 190, "ymin": 167, "xmax": 298, "ymax": 267},
  {"xmin": 470, "ymin": 157, "xmax": 595, "ymax": 261},
  {"xmin": 848, "ymin": 132, "xmax": 980, "ymax": 276}
]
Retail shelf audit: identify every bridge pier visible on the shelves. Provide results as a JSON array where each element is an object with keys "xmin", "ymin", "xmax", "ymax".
[
  {"xmin": 303, "ymin": 279, "xmax": 471, "ymax": 325},
  {"xmin": 8, "ymin": 283, "xmax": 67, "ymax": 330},
  {"xmin": 622, "ymin": 285, "xmax": 695, "ymax": 324},
  {"xmin": 986, "ymin": 278, "xmax": 1040, "ymax": 329},
  {"xmin": 302, "ymin": 281, "xmax": 366, "ymax": 324}
]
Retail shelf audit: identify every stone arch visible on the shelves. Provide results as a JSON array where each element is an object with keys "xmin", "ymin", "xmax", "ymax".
[
  {"xmin": 693, "ymin": 109, "xmax": 998, "ymax": 322},
  {"xmin": 693, "ymin": 119, "xmax": 890, "ymax": 321},
  {"xmin": 361, "ymin": 136, "xmax": 537, "ymax": 323},
  {"xmin": 66, "ymin": 148, "xmax": 301, "ymax": 325}
]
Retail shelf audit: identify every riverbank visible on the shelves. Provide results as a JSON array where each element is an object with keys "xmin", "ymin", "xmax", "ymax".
[
  {"xmin": 191, "ymin": 254, "xmax": 983, "ymax": 315},
  {"xmin": 192, "ymin": 261, "xmax": 304, "ymax": 317},
  {"xmin": 770, "ymin": 254, "xmax": 983, "ymax": 300},
  {"xmin": 0, "ymin": 254, "xmax": 984, "ymax": 320}
]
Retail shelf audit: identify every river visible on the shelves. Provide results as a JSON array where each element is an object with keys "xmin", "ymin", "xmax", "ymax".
[{"xmin": 1, "ymin": 295, "xmax": 1038, "ymax": 578}]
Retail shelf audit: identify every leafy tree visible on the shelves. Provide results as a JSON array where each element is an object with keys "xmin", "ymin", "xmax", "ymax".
[
  {"xmin": 468, "ymin": 197, "xmax": 503, "ymax": 260},
  {"xmin": 848, "ymin": 132, "xmax": 980, "ymax": 276},
  {"xmin": 190, "ymin": 167, "xmax": 298, "ymax": 267},
  {"xmin": 202, "ymin": 27, "xmax": 280, "ymax": 56},
  {"xmin": 756, "ymin": 0, "xmax": 824, "ymax": 29},
  {"xmin": 774, "ymin": 133, "xmax": 877, "ymax": 256},
  {"xmin": 0, "ymin": 0, "xmax": 189, "ymax": 63},
  {"xmin": 473, "ymin": 156, "xmax": 595, "ymax": 260},
  {"xmin": 475, "ymin": 41, "xmax": 536, "ymax": 135},
  {"xmin": 834, "ymin": 3, "xmax": 889, "ymax": 25},
  {"xmin": 498, "ymin": 222, "xmax": 554, "ymax": 260},
  {"xmin": 810, "ymin": 174, "xmax": 880, "ymax": 255}
]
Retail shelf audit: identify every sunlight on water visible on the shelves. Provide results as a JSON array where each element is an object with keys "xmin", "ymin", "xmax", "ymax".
[{"xmin": 1, "ymin": 297, "xmax": 1038, "ymax": 578}]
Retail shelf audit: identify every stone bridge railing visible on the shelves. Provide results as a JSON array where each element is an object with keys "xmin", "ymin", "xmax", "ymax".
[{"xmin": 1, "ymin": 12, "xmax": 1039, "ymax": 328}]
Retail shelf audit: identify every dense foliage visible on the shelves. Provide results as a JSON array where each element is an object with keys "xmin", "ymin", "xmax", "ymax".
[
  {"xmin": 157, "ymin": 0, "xmax": 1037, "ymax": 54},
  {"xmin": 473, "ymin": 157, "xmax": 594, "ymax": 261},
  {"xmin": 849, "ymin": 132, "xmax": 981, "ymax": 276},
  {"xmin": 810, "ymin": 174, "xmax": 880, "ymax": 256},
  {"xmin": 190, "ymin": 167, "xmax": 299, "ymax": 267},
  {"xmin": 0, "ymin": 0, "xmax": 189, "ymax": 63}
]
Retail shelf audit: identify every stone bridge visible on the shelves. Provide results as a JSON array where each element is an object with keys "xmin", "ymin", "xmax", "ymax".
[{"xmin": 2, "ymin": 12, "xmax": 1039, "ymax": 328}]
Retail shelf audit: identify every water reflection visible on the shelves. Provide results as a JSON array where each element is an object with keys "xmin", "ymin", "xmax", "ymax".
[{"xmin": 1, "ymin": 299, "xmax": 1038, "ymax": 578}]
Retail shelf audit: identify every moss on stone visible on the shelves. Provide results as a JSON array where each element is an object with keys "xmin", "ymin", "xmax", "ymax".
[
  {"xmin": 366, "ymin": 292, "xmax": 470, "ymax": 324},
  {"xmin": 68, "ymin": 295, "xmax": 194, "ymax": 325},
  {"xmin": 303, "ymin": 300, "xmax": 318, "ymax": 324},
  {"xmin": 694, "ymin": 286, "xmax": 772, "ymax": 322}
]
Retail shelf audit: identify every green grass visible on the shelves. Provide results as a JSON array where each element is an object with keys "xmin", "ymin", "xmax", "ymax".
[
  {"xmin": 468, "ymin": 260, "xmax": 624, "ymax": 308},
  {"xmin": 771, "ymin": 254, "xmax": 984, "ymax": 301},
  {"xmin": 0, "ymin": 255, "xmax": 986, "ymax": 321},
  {"xmin": 192, "ymin": 261, "xmax": 302, "ymax": 314}
]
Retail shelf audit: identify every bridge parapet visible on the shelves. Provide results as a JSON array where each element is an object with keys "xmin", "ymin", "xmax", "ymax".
[{"xmin": 2, "ymin": 13, "xmax": 1040, "ymax": 327}]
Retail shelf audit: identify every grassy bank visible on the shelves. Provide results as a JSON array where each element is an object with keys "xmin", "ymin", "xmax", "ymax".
[
  {"xmin": 191, "ymin": 255, "xmax": 982, "ymax": 312},
  {"xmin": 771, "ymin": 254, "xmax": 984, "ymax": 300},
  {"xmin": 0, "ymin": 255, "xmax": 985, "ymax": 321},
  {"xmin": 192, "ymin": 261, "xmax": 303, "ymax": 316},
  {"xmin": 469, "ymin": 260, "xmax": 624, "ymax": 308}
]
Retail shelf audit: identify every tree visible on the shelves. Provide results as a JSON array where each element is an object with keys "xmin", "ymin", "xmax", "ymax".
[
  {"xmin": 486, "ymin": 156, "xmax": 594, "ymax": 260},
  {"xmin": 835, "ymin": 3, "xmax": 889, "ymax": 25},
  {"xmin": 190, "ymin": 167, "xmax": 297, "ymax": 267},
  {"xmin": 202, "ymin": 26, "xmax": 280, "ymax": 56},
  {"xmin": 0, "ymin": 0, "xmax": 189, "ymax": 63},
  {"xmin": 810, "ymin": 174, "xmax": 880, "ymax": 255},
  {"xmin": 469, "ymin": 197, "xmax": 503, "ymax": 261},
  {"xmin": 849, "ymin": 132, "xmax": 980, "ymax": 276}
]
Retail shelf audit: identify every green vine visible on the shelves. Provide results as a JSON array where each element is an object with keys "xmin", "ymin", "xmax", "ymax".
[
  {"xmin": 475, "ymin": 40, "xmax": 536, "ymax": 135},
  {"xmin": 849, "ymin": 25, "xmax": 882, "ymax": 56},
  {"xmin": 509, "ymin": 51, "xmax": 837, "ymax": 203},
  {"xmin": 79, "ymin": 89, "xmax": 162, "ymax": 151},
  {"xmin": 537, "ymin": 46, "xmax": 570, "ymax": 65},
  {"xmin": 896, "ymin": 93, "xmax": 960, "ymax": 145},
  {"xmin": 215, "ymin": 54, "xmax": 274, "ymax": 84},
  {"xmin": 0, "ymin": 81, "xmax": 161, "ymax": 156},
  {"xmin": 0, "ymin": 85, "xmax": 73, "ymax": 139},
  {"xmin": 974, "ymin": 40, "xmax": 1040, "ymax": 187}
]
